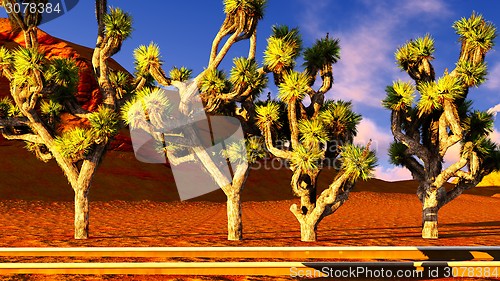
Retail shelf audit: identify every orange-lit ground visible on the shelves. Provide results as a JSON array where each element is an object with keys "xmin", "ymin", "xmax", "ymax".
[
  {"xmin": 1, "ymin": 192, "xmax": 500, "ymax": 248},
  {"xmin": 0, "ymin": 146, "xmax": 500, "ymax": 280},
  {"xmin": 0, "ymin": 191, "xmax": 499, "ymax": 280}
]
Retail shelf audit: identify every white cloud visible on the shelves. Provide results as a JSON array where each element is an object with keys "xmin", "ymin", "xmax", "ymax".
[
  {"xmin": 443, "ymin": 142, "xmax": 462, "ymax": 166},
  {"xmin": 297, "ymin": 0, "xmax": 329, "ymax": 39},
  {"xmin": 332, "ymin": 27, "xmax": 395, "ymax": 105},
  {"xmin": 488, "ymin": 103, "xmax": 500, "ymax": 116},
  {"xmin": 485, "ymin": 64, "xmax": 500, "ymax": 91},
  {"xmin": 489, "ymin": 105, "xmax": 500, "ymax": 144},
  {"xmin": 400, "ymin": 0, "xmax": 451, "ymax": 16},
  {"xmin": 491, "ymin": 130, "xmax": 500, "ymax": 144},
  {"xmin": 354, "ymin": 118, "xmax": 392, "ymax": 153},
  {"xmin": 374, "ymin": 166, "xmax": 412, "ymax": 182}
]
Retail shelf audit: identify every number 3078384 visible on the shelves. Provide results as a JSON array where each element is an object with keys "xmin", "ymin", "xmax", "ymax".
[{"xmin": 4, "ymin": 2, "xmax": 61, "ymax": 14}]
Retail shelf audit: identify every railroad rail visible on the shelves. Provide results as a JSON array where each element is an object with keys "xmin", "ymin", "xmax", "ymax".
[{"xmin": 0, "ymin": 247, "xmax": 498, "ymax": 276}]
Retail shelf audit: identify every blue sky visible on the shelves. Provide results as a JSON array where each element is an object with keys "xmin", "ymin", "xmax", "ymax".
[{"xmin": 2, "ymin": 0, "xmax": 500, "ymax": 181}]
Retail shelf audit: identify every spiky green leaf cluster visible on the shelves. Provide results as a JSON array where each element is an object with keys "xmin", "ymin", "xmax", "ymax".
[
  {"xmin": 54, "ymin": 128, "xmax": 93, "ymax": 161},
  {"xmin": 170, "ymin": 66, "xmax": 192, "ymax": 82},
  {"xmin": 141, "ymin": 88, "xmax": 172, "ymax": 128},
  {"xmin": 223, "ymin": 0, "xmax": 266, "ymax": 20},
  {"xmin": 104, "ymin": 7, "xmax": 133, "ymax": 40},
  {"xmin": 45, "ymin": 58, "xmax": 79, "ymax": 87},
  {"xmin": 255, "ymin": 101, "xmax": 281, "ymax": 130},
  {"xmin": 122, "ymin": 99, "xmax": 145, "ymax": 129},
  {"xmin": 395, "ymin": 34, "xmax": 435, "ymax": 71},
  {"xmin": 388, "ymin": 141, "xmax": 408, "ymax": 166},
  {"xmin": 201, "ymin": 69, "xmax": 229, "ymax": 95},
  {"xmin": 319, "ymin": 101, "xmax": 362, "ymax": 140},
  {"xmin": 298, "ymin": 119, "xmax": 329, "ymax": 148},
  {"xmin": 264, "ymin": 26, "xmax": 302, "ymax": 72},
  {"xmin": 456, "ymin": 60, "xmax": 487, "ymax": 87},
  {"xmin": 482, "ymin": 143, "xmax": 500, "ymax": 171},
  {"xmin": 222, "ymin": 139, "xmax": 247, "ymax": 165},
  {"xmin": 436, "ymin": 75, "xmax": 463, "ymax": 100},
  {"xmin": 109, "ymin": 71, "xmax": 130, "ymax": 89},
  {"xmin": 42, "ymin": 58, "xmax": 79, "ymax": 102},
  {"xmin": 12, "ymin": 47, "xmax": 45, "ymax": 87},
  {"xmin": 341, "ymin": 144, "xmax": 377, "ymax": 182},
  {"xmin": 278, "ymin": 71, "xmax": 310, "ymax": 103},
  {"xmin": 40, "ymin": 100, "xmax": 63, "ymax": 120},
  {"xmin": 109, "ymin": 71, "xmax": 131, "ymax": 98},
  {"xmin": 462, "ymin": 110, "xmax": 494, "ymax": 142},
  {"xmin": 416, "ymin": 81, "xmax": 440, "ymax": 116},
  {"xmin": 25, "ymin": 142, "xmax": 39, "ymax": 153},
  {"xmin": 0, "ymin": 46, "xmax": 13, "ymax": 70},
  {"xmin": 290, "ymin": 145, "xmax": 323, "ymax": 173},
  {"xmin": 45, "ymin": 58, "xmax": 79, "ymax": 93},
  {"xmin": 462, "ymin": 137, "xmax": 497, "ymax": 161},
  {"xmin": 415, "ymin": 74, "xmax": 463, "ymax": 117},
  {"xmin": 303, "ymin": 37, "xmax": 340, "ymax": 74},
  {"xmin": 8, "ymin": 104, "xmax": 21, "ymax": 117},
  {"xmin": 382, "ymin": 80, "xmax": 415, "ymax": 111},
  {"xmin": 0, "ymin": 97, "xmax": 13, "ymax": 118},
  {"xmin": 134, "ymin": 43, "xmax": 161, "ymax": 75},
  {"xmin": 246, "ymin": 136, "xmax": 267, "ymax": 164},
  {"xmin": 230, "ymin": 57, "xmax": 267, "ymax": 98},
  {"xmin": 453, "ymin": 13, "xmax": 497, "ymax": 51},
  {"xmin": 88, "ymin": 106, "xmax": 120, "ymax": 142},
  {"xmin": 122, "ymin": 87, "xmax": 172, "ymax": 129},
  {"xmin": 271, "ymin": 25, "xmax": 302, "ymax": 51},
  {"xmin": 13, "ymin": 47, "xmax": 45, "ymax": 73}
]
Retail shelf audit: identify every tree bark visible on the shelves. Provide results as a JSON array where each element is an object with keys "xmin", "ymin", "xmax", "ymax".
[
  {"xmin": 422, "ymin": 188, "xmax": 439, "ymax": 239},
  {"xmin": 226, "ymin": 191, "xmax": 242, "ymax": 241},
  {"xmin": 74, "ymin": 187, "xmax": 90, "ymax": 239},
  {"xmin": 300, "ymin": 194, "xmax": 315, "ymax": 215},
  {"xmin": 300, "ymin": 220, "xmax": 317, "ymax": 242}
]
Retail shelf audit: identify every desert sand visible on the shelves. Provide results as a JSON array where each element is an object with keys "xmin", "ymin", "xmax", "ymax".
[{"xmin": 0, "ymin": 147, "xmax": 499, "ymax": 280}]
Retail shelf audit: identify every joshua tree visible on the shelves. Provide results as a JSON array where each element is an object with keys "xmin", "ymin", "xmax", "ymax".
[
  {"xmin": 0, "ymin": 0, "xmax": 132, "ymax": 239},
  {"xmin": 124, "ymin": 0, "xmax": 375, "ymax": 242},
  {"xmin": 255, "ymin": 27, "xmax": 377, "ymax": 242},
  {"xmin": 124, "ymin": 0, "xmax": 267, "ymax": 241},
  {"xmin": 383, "ymin": 13, "xmax": 500, "ymax": 239}
]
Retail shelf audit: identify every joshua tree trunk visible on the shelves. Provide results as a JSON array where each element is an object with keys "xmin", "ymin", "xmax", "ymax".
[
  {"xmin": 291, "ymin": 171, "xmax": 320, "ymax": 241},
  {"xmin": 421, "ymin": 188, "xmax": 440, "ymax": 239},
  {"xmin": 290, "ymin": 172, "xmax": 355, "ymax": 242},
  {"xmin": 71, "ymin": 145, "xmax": 105, "ymax": 239},
  {"xmin": 226, "ymin": 190, "xmax": 242, "ymax": 241},
  {"xmin": 300, "ymin": 194, "xmax": 315, "ymax": 216},
  {"xmin": 299, "ymin": 220, "xmax": 317, "ymax": 242},
  {"xmin": 225, "ymin": 163, "xmax": 248, "ymax": 241},
  {"xmin": 74, "ymin": 186, "xmax": 90, "ymax": 239}
]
